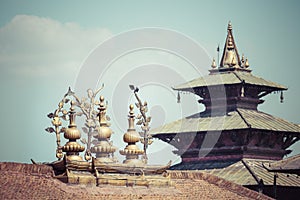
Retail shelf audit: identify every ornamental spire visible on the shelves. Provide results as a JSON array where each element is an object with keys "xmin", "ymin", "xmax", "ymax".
[
  {"xmin": 91, "ymin": 96, "xmax": 117, "ymax": 163},
  {"xmin": 119, "ymin": 104, "xmax": 144, "ymax": 166},
  {"xmin": 220, "ymin": 21, "xmax": 241, "ymax": 68}
]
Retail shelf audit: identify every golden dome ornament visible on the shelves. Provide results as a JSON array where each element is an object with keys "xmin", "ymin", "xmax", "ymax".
[
  {"xmin": 211, "ymin": 58, "xmax": 217, "ymax": 69},
  {"xmin": 91, "ymin": 96, "xmax": 117, "ymax": 163},
  {"xmin": 245, "ymin": 58, "xmax": 250, "ymax": 68},
  {"xmin": 119, "ymin": 104, "xmax": 145, "ymax": 166},
  {"xmin": 61, "ymin": 101, "xmax": 85, "ymax": 161}
]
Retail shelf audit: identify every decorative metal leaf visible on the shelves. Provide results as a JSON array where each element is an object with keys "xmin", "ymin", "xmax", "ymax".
[
  {"xmin": 144, "ymin": 107, "xmax": 148, "ymax": 113},
  {"xmin": 136, "ymin": 114, "xmax": 142, "ymax": 119},
  {"xmin": 61, "ymin": 115, "xmax": 68, "ymax": 121},
  {"xmin": 148, "ymin": 139, "xmax": 153, "ymax": 145},
  {"xmin": 142, "ymin": 126, "xmax": 148, "ymax": 131},
  {"xmin": 45, "ymin": 127, "xmax": 55, "ymax": 133},
  {"xmin": 84, "ymin": 102, "xmax": 90, "ymax": 109},
  {"xmin": 92, "ymin": 110, "xmax": 98, "ymax": 115},
  {"xmin": 139, "ymin": 132, "xmax": 144, "ymax": 137},
  {"xmin": 82, "ymin": 127, "xmax": 88, "ymax": 133},
  {"xmin": 58, "ymin": 101, "xmax": 64, "ymax": 108},
  {"xmin": 146, "ymin": 116, "xmax": 151, "ymax": 122},
  {"xmin": 62, "ymin": 110, "xmax": 68, "ymax": 115},
  {"xmin": 135, "ymin": 103, "xmax": 140, "ymax": 108},
  {"xmin": 136, "ymin": 120, "xmax": 143, "ymax": 125},
  {"xmin": 73, "ymin": 101, "xmax": 79, "ymax": 106},
  {"xmin": 76, "ymin": 112, "xmax": 83, "ymax": 116},
  {"xmin": 81, "ymin": 97, "xmax": 86, "ymax": 103},
  {"xmin": 92, "ymin": 130, "xmax": 98, "ymax": 136},
  {"xmin": 47, "ymin": 113, "xmax": 54, "ymax": 119},
  {"xmin": 87, "ymin": 89, "xmax": 94, "ymax": 99},
  {"xmin": 80, "ymin": 138, "xmax": 87, "ymax": 144},
  {"xmin": 85, "ymin": 119, "xmax": 95, "ymax": 128},
  {"xmin": 129, "ymin": 85, "xmax": 135, "ymax": 90},
  {"xmin": 66, "ymin": 87, "xmax": 75, "ymax": 96},
  {"xmin": 92, "ymin": 139, "xmax": 98, "ymax": 146}
]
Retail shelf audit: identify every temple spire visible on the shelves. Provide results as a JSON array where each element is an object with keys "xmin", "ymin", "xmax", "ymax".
[{"xmin": 220, "ymin": 21, "xmax": 241, "ymax": 68}]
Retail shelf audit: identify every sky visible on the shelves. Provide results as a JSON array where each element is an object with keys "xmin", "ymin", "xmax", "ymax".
[{"xmin": 0, "ymin": 0, "xmax": 300, "ymax": 164}]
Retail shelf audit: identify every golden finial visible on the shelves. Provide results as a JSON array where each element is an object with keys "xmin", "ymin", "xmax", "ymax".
[
  {"xmin": 241, "ymin": 54, "xmax": 245, "ymax": 63},
  {"xmin": 129, "ymin": 104, "xmax": 134, "ymax": 115},
  {"xmin": 69, "ymin": 100, "xmax": 76, "ymax": 127},
  {"xmin": 228, "ymin": 21, "xmax": 232, "ymax": 31},
  {"xmin": 129, "ymin": 104, "xmax": 134, "ymax": 110},
  {"xmin": 128, "ymin": 104, "xmax": 135, "ymax": 131},
  {"xmin": 98, "ymin": 96, "xmax": 107, "ymax": 125},
  {"xmin": 99, "ymin": 96, "xmax": 104, "ymax": 108},
  {"xmin": 120, "ymin": 104, "xmax": 144, "ymax": 165},
  {"xmin": 245, "ymin": 58, "xmax": 249, "ymax": 68},
  {"xmin": 62, "ymin": 101, "xmax": 85, "ymax": 161},
  {"xmin": 91, "ymin": 95, "xmax": 116, "ymax": 163},
  {"xmin": 211, "ymin": 58, "xmax": 217, "ymax": 68}
]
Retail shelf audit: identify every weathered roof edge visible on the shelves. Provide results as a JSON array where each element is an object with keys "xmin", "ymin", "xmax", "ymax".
[
  {"xmin": 173, "ymin": 71, "xmax": 287, "ymax": 92},
  {"xmin": 264, "ymin": 154, "xmax": 300, "ymax": 172},
  {"xmin": 169, "ymin": 170, "xmax": 273, "ymax": 200},
  {"xmin": 150, "ymin": 109, "xmax": 300, "ymax": 136}
]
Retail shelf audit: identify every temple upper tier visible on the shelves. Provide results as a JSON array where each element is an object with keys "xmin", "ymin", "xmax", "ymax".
[
  {"xmin": 151, "ymin": 23, "xmax": 300, "ymax": 169},
  {"xmin": 174, "ymin": 22, "xmax": 286, "ymax": 112}
]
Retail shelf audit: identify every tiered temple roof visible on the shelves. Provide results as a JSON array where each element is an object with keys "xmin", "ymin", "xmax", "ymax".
[
  {"xmin": 151, "ymin": 22, "xmax": 300, "ymax": 168},
  {"xmin": 152, "ymin": 108, "xmax": 300, "ymax": 133}
]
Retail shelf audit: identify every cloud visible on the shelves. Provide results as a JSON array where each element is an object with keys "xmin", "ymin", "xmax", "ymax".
[{"xmin": 0, "ymin": 15, "xmax": 112, "ymax": 78}]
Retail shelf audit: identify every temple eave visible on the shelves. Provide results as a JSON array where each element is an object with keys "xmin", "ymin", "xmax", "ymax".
[{"xmin": 175, "ymin": 146, "xmax": 290, "ymax": 161}]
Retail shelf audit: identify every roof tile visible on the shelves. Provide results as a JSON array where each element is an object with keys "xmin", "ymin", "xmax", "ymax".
[
  {"xmin": 151, "ymin": 108, "xmax": 300, "ymax": 135},
  {"xmin": 174, "ymin": 71, "xmax": 286, "ymax": 91}
]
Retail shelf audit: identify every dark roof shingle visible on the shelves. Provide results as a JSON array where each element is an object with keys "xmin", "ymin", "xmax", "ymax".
[
  {"xmin": 174, "ymin": 71, "xmax": 287, "ymax": 91},
  {"xmin": 205, "ymin": 159, "xmax": 300, "ymax": 187}
]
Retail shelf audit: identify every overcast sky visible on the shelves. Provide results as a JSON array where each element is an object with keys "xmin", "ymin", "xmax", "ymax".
[{"xmin": 0, "ymin": 0, "xmax": 300, "ymax": 164}]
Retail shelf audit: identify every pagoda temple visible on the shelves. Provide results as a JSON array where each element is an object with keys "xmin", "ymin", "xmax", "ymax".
[{"xmin": 151, "ymin": 22, "xmax": 300, "ymax": 170}]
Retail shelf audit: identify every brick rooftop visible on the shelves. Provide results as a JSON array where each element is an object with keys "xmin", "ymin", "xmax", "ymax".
[{"xmin": 0, "ymin": 162, "xmax": 272, "ymax": 199}]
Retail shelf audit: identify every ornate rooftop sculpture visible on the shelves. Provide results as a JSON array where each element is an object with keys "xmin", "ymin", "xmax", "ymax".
[
  {"xmin": 91, "ymin": 96, "xmax": 117, "ymax": 163},
  {"xmin": 43, "ymin": 86, "xmax": 172, "ymax": 186},
  {"xmin": 130, "ymin": 85, "xmax": 153, "ymax": 163},
  {"xmin": 119, "ymin": 104, "xmax": 145, "ymax": 165},
  {"xmin": 61, "ymin": 101, "xmax": 85, "ymax": 161}
]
